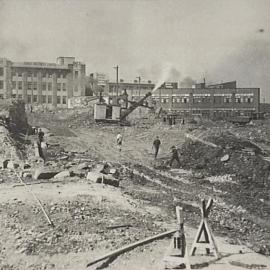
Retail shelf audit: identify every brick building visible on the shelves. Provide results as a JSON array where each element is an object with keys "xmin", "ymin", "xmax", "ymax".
[
  {"xmin": 0, "ymin": 57, "xmax": 86, "ymax": 107},
  {"xmin": 152, "ymin": 82, "xmax": 260, "ymax": 119}
]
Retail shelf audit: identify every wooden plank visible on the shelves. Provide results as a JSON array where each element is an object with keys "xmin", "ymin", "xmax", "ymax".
[
  {"xmin": 205, "ymin": 198, "xmax": 213, "ymax": 217},
  {"xmin": 106, "ymin": 224, "xmax": 132, "ymax": 230},
  {"xmin": 14, "ymin": 172, "xmax": 54, "ymax": 227},
  {"xmin": 185, "ymin": 133, "xmax": 218, "ymax": 148},
  {"xmin": 86, "ymin": 229, "xmax": 177, "ymax": 268},
  {"xmin": 204, "ymin": 220, "xmax": 220, "ymax": 258}
]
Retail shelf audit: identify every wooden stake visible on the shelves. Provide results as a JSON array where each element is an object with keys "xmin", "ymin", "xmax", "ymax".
[
  {"xmin": 190, "ymin": 198, "xmax": 219, "ymax": 258},
  {"xmin": 163, "ymin": 206, "xmax": 191, "ymax": 270}
]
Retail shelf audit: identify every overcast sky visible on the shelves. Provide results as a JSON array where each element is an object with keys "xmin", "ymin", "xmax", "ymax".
[{"xmin": 0, "ymin": 0, "xmax": 270, "ymax": 100}]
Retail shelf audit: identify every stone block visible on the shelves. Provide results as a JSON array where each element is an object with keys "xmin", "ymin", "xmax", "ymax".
[
  {"xmin": 103, "ymin": 175, "xmax": 120, "ymax": 187},
  {"xmin": 7, "ymin": 161, "xmax": 20, "ymax": 169},
  {"xmin": 86, "ymin": 172, "xmax": 119, "ymax": 187},
  {"xmin": 2, "ymin": 159, "xmax": 10, "ymax": 169},
  {"xmin": 77, "ymin": 162, "xmax": 89, "ymax": 170},
  {"xmin": 87, "ymin": 172, "xmax": 102, "ymax": 182},
  {"xmin": 34, "ymin": 169, "xmax": 59, "ymax": 180},
  {"xmin": 54, "ymin": 170, "xmax": 71, "ymax": 179}
]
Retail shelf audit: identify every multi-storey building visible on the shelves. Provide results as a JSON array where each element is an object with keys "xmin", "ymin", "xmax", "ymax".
[
  {"xmin": 0, "ymin": 57, "xmax": 86, "ymax": 107},
  {"xmin": 152, "ymin": 82, "xmax": 260, "ymax": 119}
]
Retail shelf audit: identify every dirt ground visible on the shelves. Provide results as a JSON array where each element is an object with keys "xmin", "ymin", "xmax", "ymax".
[{"xmin": 0, "ymin": 111, "xmax": 270, "ymax": 270}]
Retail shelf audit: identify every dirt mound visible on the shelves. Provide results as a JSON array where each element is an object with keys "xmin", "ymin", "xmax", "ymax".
[
  {"xmin": 181, "ymin": 131, "xmax": 270, "ymax": 188},
  {"xmin": 179, "ymin": 130, "xmax": 270, "ymax": 255}
]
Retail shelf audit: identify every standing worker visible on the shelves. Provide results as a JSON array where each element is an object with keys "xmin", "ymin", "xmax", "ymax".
[
  {"xmin": 153, "ymin": 136, "xmax": 161, "ymax": 159},
  {"xmin": 170, "ymin": 146, "xmax": 180, "ymax": 167},
  {"xmin": 116, "ymin": 133, "xmax": 123, "ymax": 152},
  {"xmin": 38, "ymin": 128, "xmax": 44, "ymax": 143},
  {"xmin": 40, "ymin": 139, "xmax": 48, "ymax": 164}
]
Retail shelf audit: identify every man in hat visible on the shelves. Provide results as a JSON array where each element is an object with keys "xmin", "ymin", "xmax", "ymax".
[
  {"xmin": 38, "ymin": 128, "xmax": 44, "ymax": 143},
  {"xmin": 170, "ymin": 146, "xmax": 180, "ymax": 167}
]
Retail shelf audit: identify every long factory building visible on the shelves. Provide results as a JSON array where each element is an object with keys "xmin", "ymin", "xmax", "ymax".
[{"xmin": 106, "ymin": 80, "xmax": 260, "ymax": 118}]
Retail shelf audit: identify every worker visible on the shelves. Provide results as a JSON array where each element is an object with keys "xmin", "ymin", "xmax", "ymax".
[
  {"xmin": 170, "ymin": 146, "xmax": 180, "ymax": 167},
  {"xmin": 153, "ymin": 136, "xmax": 161, "ymax": 159},
  {"xmin": 38, "ymin": 128, "xmax": 44, "ymax": 143},
  {"xmin": 116, "ymin": 133, "xmax": 123, "ymax": 152},
  {"xmin": 40, "ymin": 138, "xmax": 48, "ymax": 164}
]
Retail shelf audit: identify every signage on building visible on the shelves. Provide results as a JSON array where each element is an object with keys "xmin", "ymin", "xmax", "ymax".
[
  {"xmin": 96, "ymin": 73, "xmax": 107, "ymax": 86},
  {"xmin": 161, "ymin": 82, "xmax": 178, "ymax": 89}
]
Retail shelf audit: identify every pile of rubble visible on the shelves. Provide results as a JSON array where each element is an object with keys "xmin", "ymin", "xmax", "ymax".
[
  {"xmin": 0, "ymin": 125, "xmax": 24, "ymax": 171},
  {"xmin": 1, "ymin": 197, "xmax": 164, "ymax": 257},
  {"xmin": 181, "ymin": 131, "xmax": 270, "ymax": 188},
  {"xmin": 0, "ymin": 99, "xmax": 29, "ymax": 174},
  {"xmin": 175, "ymin": 130, "xmax": 270, "ymax": 255},
  {"xmin": 27, "ymin": 108, "xmax": 95, "ymax": 130},
  {"xmin": 0, "ymin": 99, "xmax": 28, "ymax": 133}
]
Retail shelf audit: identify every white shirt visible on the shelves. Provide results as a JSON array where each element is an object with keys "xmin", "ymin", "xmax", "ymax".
[{"xmin": 116, "ymin": 134, "xmax": 122, "ymax": 143}]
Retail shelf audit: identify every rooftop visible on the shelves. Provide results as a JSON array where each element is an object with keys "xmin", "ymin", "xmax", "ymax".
[{"xmin": 12, "ymin": 62, "xmax": 69, "ymax": 70}]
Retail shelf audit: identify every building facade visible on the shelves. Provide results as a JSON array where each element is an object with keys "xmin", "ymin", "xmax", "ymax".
[
  {"xmin": 0, "ymin": 57, "xmax": 86, "ymax": 107},
  {"xmin": 152, "ymin": 84, "xmax": 260, "ymax": 119}
]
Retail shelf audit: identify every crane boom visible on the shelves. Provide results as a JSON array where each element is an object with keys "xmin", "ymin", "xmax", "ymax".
[{"xmin": 120, "ymin": 92, "xmax": 152, "ymax": 121}]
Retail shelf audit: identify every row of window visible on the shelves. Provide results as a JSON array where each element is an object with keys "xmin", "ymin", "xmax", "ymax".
[
  {"xmin": 1, "ymin": 69, "xmax": 80, "ymax": 79},
  {"xmin": 11, "ymin": 81, "xmax": 67, "ymax": 91},
  {"xmin": 109, "ymin": 86, "xmax": 153, "ymax": 92},
  {"xmin": 11, "ymin": 94, "xmax": 67, "ymax": 104},
  {"xmin": 12, "ymin": 71, "xmax": 68, "ymax": 79},
  {"xmin": 0, "ymin": 80, "xmax": 79, "ymax": 93},
  {"xmin": 190, "ymin": 110, "xmax": 254, "ymax": 117},
  {"xmin": 159, "ymin": 97, "xmax": 254, "ymax": 104}
]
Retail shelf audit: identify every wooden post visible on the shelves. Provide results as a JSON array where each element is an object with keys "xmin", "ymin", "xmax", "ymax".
[
  {"xmin": 190, "ymin": 198, "xmax": 220, "ymax": 258},
  {"xmin": 163, "ymin": 206, "xmax": 191, "ymax": 270}
]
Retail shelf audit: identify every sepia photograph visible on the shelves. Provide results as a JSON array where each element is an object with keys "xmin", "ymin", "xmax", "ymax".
[{"xmin": 0, "ymin": 0, "xmax": 269, "ymax": 269}]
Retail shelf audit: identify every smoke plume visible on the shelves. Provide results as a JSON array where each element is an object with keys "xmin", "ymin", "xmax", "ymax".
[
  {"xmin": 179, "ymin": 76, "xmax": 196, "ymax": 88},
  {"xmin": 152, "ymin": 63, "xmax": 181, "ymax": 92}
]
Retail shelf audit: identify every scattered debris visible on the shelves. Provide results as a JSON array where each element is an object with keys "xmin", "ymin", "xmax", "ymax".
[{"xmin": 229, "ymin": 261, "xmax": 267, "ymax": 269}]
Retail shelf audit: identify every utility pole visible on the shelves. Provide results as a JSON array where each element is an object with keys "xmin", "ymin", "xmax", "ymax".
[
  {"xmin": 113, "ymin": 65, "xmax": 119, "ymax": 97},
  {"xmin": 136, "ymin": 76, "xmax": 141, "ymax": 98}
]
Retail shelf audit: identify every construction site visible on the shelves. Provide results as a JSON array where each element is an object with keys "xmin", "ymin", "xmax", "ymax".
[
  {"xmin": 0, "ymin": 90, "xmax": 270, "ymax": 270},
  {"xmin": 1, "ymin": 1, "xmax": 270, "ymax": 269}
]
